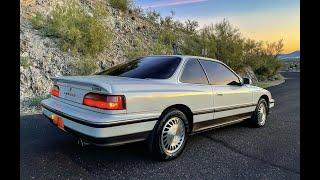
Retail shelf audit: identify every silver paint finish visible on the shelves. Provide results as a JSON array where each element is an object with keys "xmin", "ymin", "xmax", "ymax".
[
  {"xmin": 42, "ymin": 55, "xmax": 275, "ymax": 143},
  {"xmin": 42, "ymin": 108, "xmax": 157, "ymax": 138}
]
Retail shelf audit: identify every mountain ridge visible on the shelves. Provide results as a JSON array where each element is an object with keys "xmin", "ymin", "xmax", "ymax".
[{"xmin": 277, "ymin": 50, "xmax": 300, "ymax": 60}]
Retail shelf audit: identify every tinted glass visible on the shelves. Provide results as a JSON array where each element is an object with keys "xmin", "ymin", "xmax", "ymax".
[
  {"xmin": 97, "ymin": 56, "xmax": 181, "ymax": 79},
  {"xmin": 180, "ymin": 59, "xmax": 208, "ymax": 84},
  {"xmin": 199, "ymin": 60, "xmax": 240, "ymax": 85}
]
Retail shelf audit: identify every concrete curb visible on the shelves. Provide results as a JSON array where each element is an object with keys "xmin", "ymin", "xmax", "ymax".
[{"xmin": 265, "ymin": 79, "xmax": 285, "ymax": 89}]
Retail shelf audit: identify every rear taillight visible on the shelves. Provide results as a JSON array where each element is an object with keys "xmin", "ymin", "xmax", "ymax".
[
  {"xmin": 83, "ymin": 93, "xmax": 126, "ymax": 110},
  {"xmin": 50, "ymin": 85, "xmax": 59, "ymax": 97}
]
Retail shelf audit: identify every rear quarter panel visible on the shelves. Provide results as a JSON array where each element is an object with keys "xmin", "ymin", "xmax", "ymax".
[{"xmin": 111, "ymin": 83, "xmax": 213, "ymax": 115}]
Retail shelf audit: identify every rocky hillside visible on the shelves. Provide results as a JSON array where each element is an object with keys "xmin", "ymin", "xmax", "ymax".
[{"xmin": 20, "ymin": 0, "xmax": 163, "ymax": 113}]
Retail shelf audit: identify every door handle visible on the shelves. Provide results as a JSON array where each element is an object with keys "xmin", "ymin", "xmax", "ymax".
[{"xmin": 217, "ymin": 92, "xmax": 223, "ymax": 96}]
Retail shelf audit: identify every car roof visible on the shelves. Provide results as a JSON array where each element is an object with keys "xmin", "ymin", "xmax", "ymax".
[
  {"xmin": 144, "ymin": 55, "xmax": 241, "ymax": 80},
  {"xmin": 145, "ymin": 55, "xmax": 223, "ymax": 63}
]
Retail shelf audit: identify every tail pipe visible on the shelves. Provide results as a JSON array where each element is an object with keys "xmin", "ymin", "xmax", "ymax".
[{"xmin": 77, "ymin": 138, "xmax": 90, "ymax": 147}]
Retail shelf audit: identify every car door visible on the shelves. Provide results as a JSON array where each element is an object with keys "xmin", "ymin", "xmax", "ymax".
[
  {"xmin": 199, "ymin": 59, "xmax": 254, "ymax": 120},
  {"xmin": 179, "ymin": 58, "xmax": 214, "ymax": 127}
]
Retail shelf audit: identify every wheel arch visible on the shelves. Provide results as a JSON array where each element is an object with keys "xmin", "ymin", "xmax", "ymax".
[
  {"xmin": 160, "ymin": 104, "xmax": 193, "ymax": 133},
  {"xmin": 259, "ymin": 94, "xmax": 270, "ymax": 113}
]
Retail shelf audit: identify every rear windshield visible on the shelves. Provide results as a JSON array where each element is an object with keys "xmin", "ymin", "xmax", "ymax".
[{"xmin": 97, "ymin": 56, "xmax": 182, "ymax": 79}]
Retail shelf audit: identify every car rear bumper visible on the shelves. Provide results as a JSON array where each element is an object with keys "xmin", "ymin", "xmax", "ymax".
[{"xmin": 41, "ymin": 98, "xmax": 159, "ymax": 146}]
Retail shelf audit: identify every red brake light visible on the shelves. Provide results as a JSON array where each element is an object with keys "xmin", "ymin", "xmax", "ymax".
[
  {"xmin": 50, "ymin": 85, "xmax": 60, "ymax": 97},
  {"xmin": 83, "ymin": 93, "xmax": 126, "ymax": 110}
]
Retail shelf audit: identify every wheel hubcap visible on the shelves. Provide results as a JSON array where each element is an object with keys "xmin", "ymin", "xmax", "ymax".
[
  {"xmin": 258, "ymin": 103, "xmax": 267, "ymax": 125},
  {"xmin": 161, "ymin": 117, "xmax": 185, "ymax": 154}
]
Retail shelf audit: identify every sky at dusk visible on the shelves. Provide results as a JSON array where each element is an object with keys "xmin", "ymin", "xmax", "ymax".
[{"xmin": 134, "ymin": 0, "xmax": 300, "ymax": 53}]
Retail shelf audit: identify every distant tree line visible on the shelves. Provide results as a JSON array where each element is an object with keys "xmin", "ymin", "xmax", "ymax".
[{"xmin": 137, "ymin": 8, "xmax": 283, "ymax": 79}]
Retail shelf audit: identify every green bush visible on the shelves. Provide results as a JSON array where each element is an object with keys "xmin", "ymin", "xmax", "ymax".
[
  {"xmin": 159, "ymin": 27, "xmax": 176, "ymax": 46},
  {"xmin": 30, "ymin": 12, "xmax": 46, "ymax": 30},
  {"xmin": 30, "ymin": 1, "xmax": 111, "ymax": 57},
  {"xmin": 20, "ymin": 56, "xmax": 30, "ymax": 68},
  {"xmin": 109, "ymin": 0, "xmax": 128, "ymax": 11},
  {"xmin": 180, "ymin": 19, "xmax": 283, "ymax": 79},
  {"xmin": 253, "ymin": 56, "xmax": 282, "ymax": 80},
  {"xmin": 74, "ymin": 57, "xmax": 98, "ymax": 75},
  {"xmin": 181, "ymin": 35, "xmax": 202, "ymax": 56},
  {"xmin": 28, "ymin": 94, "xmax": 50, "ymax": 107},
  {"xmin": 126, "ymin": 50, "xmax": 145, "ymax": 60},
  {"xmin": 126, "ymin": 35, "xmax": 148, "ymax": 60},
  {"xmin": 152, "ymin": 42, "xmax": 172, "ymax": 55},
  {"xmin": 126, "ymin": 34, "xmax": 173, "ymax": 60}
]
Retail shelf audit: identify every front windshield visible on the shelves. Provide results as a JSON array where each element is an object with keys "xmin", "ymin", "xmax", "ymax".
[{"xmin": 96, "ymin": 56, "xmax": 182, "ymax": 79}]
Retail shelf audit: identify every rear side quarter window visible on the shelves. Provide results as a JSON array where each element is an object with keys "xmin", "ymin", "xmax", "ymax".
[{"xmin": 180, "ymin": 59, "xmax": 209, "ymax": 84}]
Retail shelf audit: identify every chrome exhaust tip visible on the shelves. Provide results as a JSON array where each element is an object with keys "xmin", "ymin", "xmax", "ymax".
[{"xmin": 77, "ymin": 138, "xmax": 89, "ymax": 147}]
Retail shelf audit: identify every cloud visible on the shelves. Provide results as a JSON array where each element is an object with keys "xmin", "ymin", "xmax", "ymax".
[{"xmin": 141, "ymin": 0, "xmax": 208, "ymax": 9}]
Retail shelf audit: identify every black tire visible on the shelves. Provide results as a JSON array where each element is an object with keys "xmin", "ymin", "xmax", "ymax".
[
  {"xmin": 251, "ymin": 98, "xmax": 268, "ymax": 127},
  {"xmin": 148, "ymin": 108, "xmax": 189, "ymax": 161}
]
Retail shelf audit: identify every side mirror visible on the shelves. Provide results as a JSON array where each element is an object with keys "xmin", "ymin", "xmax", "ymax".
[{"xmin": 243, "ymin": 77, "xmax": 252, "ymax": 85}]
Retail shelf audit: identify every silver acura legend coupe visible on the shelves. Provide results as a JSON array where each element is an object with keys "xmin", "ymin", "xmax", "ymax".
[{"xmin": 41, "ymin": 55, "xmax": 274, "ymax": 160}]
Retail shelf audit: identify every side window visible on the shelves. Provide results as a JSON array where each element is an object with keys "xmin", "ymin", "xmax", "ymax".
[
  {"xmin": 180, "ymin": 59, "xmax": 208, "ymax": 84},
  {"xmin": 199, "ymin": 60, "xmax": 240, "ymax": 85}
]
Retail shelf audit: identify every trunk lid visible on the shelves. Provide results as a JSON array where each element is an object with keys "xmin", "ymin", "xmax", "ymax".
[
  {"xmin": 52, "ymin": 75, "xmax": 156, "ymax": 104},
  {"xmin": 53, "ymin": 75, "xmax": 113, "ymax": 104}
]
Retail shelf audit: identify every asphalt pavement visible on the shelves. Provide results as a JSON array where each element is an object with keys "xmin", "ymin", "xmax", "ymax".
[{"xmin": 20, "ymin": 72, "xmax": 300, "ymax": 179}]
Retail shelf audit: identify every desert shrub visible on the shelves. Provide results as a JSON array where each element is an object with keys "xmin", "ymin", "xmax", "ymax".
[
  {"xmin": 200, "ymin": 27, "xmax": 217, "ymax": 58},
  {"xmin": 212, "ymin": 20, "xmax": 246, "ymax": 71},
  {"xmin": 152, "ymin": 42, "xmax": 173, "ymax": 55},
  {"xmin": 30, "ymin": 12, "xmax": 46, "ymax": 30},
  {"xmin": 242, "ymin": 38, "xmax": 284, "ymax": 79},
  {"xmin": 159, "ymin": 27, "xmax": 176, "ymax": 46},
  {"xmin": 146, "ymin": 9, "xmax": 160, "ymax": 23},
  {"xmin": 185, "ymin": 19, "xmax": 199, "ymax": 33},
  {"xmin": 28, "ymin": 94, "xmax": 50, "ymax": 107},
  {"xmin": 181, "ymin": 26, "xmax": 217, "ymax": 57},
  {"xmin": 179, "ymin": 19, "xmax": 283, "ymax": 79},
  {"xmin": 126, "ymin": 50, "xmax": 146, "ymax": 60},
  {"xmin": 160, "ymin": 16, "xmax": 174, "ymax": 27},
  {"xmin": 173, "ymin": 21, "xmax": 185, "ymax": 30},
  {"xmin": 181, "ymin": 35, "xmax": 202, "ymax": 56},
  {"xmin": 20, "ymin": 56, "xmax": 30, "ymax": 68},
  {"xmin": 109, "ymin": 0, "xmax": 128, "ymax": 11},
  {"xmin": 265, "ymin": 40, "xmax": 284, "ymax": 57},
  {"xmin": 93, "ymin": 0, "xmax": 109, "ymax": 17},
  {"xmin": 126, "ymin": 43, "xmax": 172, "ymax": 60},
  {"xmin": 30, "ymin": 1, "xmax": 111, "ymax": 57},
  {"xmin": 126, "ymin": 35, "xmax": 150, "ymax": 59},
  {"xmin": 126, "ymin": 34, "xmax": 173, "ymax": 59},
  {"xmin": 254, "ymin": 56, "xmax": 282, "ymax": 79},
  {"xmin": 74, "ymin": 57, "xmax": 98, "ymax": 75}
]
